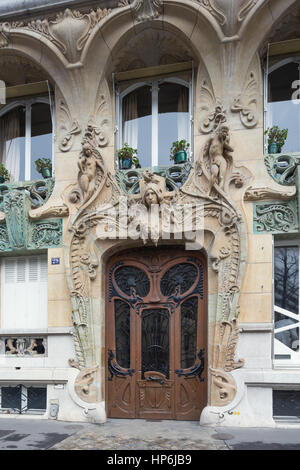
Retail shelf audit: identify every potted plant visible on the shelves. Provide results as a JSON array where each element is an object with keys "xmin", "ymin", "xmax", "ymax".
[
  {"xmin": 0, "ymin": 163, "xmax": 10, "ymax": 183},
  {"xmin": 117, "ymin": 143, "xmax": 140, "ymax": 169},
  {"xmin": 35, "ymin": 158, "xmax": 52, "ymax": 178},
  {"xmin": 170, "ymin": 139, "xmax": 190, "ymax": 164},
  {"xmin": 264, "ymin": 126, "xmax": 288, "ymax": 154}
]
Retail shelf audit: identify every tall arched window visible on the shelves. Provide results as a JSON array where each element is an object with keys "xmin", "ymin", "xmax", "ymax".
[
  {"xmin": 0, "ymin": 97, "xmax": 53, "ymax": 182},
  {"xmin": 266, "ymin": 58, "xmax": 300, "ymax": 153},
  {"xmin": 117, "ymin": 78, "xmax": 191, "ymax": 168}
]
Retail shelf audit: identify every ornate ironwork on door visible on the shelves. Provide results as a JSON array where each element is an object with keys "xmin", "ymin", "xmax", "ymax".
[{"xmin": 106, "ymin": 247, "xmax": 207, "ymax": 420}]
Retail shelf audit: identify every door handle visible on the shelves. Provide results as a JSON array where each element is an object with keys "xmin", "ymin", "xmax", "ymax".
[{"xmin": 146, "ymin": 375, "xmax": 165, "ymax": 385}]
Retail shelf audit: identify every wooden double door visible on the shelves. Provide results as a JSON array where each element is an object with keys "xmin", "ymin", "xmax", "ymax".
[{"xmin": 106, "ymin": 247, "xmax": 207, "ymax": 420}]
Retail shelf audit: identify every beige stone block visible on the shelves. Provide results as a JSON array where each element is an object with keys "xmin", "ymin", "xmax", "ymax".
[
  {"xmin": 54, "ymin": 152, "xmax": 79, "ymax": 183},
  {"xmin": 241, "ymin": 262, "xmax": 272, "ymax": 294},
  {"xmin": 243, "ymin": 201, "xmax": 254, "ymax": 234},
  {"xmin": 230, "ymin": 128, "xmax": 264, "ymax": 162},
  {"xmin": 48, "ymin": 273, "xmax": 70, "ymax": 301},
  {"xmin": 247, "ymin": 233, "xmax": 273, "ymax": 264},
  {"xmin": 239, "ymin": 292, "xmax": 272, "ymax": 323},
  {"xmin": 48, "ymin": 299, "xmax": 72, "ymax": 327}
]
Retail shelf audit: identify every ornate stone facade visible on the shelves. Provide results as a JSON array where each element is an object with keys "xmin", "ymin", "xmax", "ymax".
[{"xmin": 0, "ymin": 0, "xmax": 299, "ymax": 426}]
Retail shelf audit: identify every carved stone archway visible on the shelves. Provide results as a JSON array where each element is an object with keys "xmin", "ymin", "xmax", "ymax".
[{"xmin": 61, "ymin": 108, "xmax": 252, "ymax": 416}]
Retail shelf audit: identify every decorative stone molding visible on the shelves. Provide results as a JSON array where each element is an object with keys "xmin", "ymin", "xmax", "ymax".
[
  {"xmin": 0, "ymin": 6, "xmax": 114, "ymax": 63},
  {"xmin": 244, "ymin": 186, "xmax": 296, "ymax": 201},
  {"xmin": 0, "ymin": 23, "xmax": 9, "ymax": 48},
  {"xmin": 231, "ymin": 71, "xmax": 258, "ymax": 128},
  {"xmin": 253, "ymin": 200, "xmax": 298, "ymax": 234},
  {"xmin": 57, "ymin": 97, "xmax": 81, "ymax": 152},
  {"xmin": 197, "ymin": 0, "xmax": 258, "ymax": 37},
  {"xmin": 198, "ymin": 79, "xmax": 227, "ymax": 135},
  {"xmin": 119, "ymin": 0, "xmax": 163, "ymax": 22}
]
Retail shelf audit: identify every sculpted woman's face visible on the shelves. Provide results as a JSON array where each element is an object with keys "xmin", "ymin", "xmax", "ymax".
[{"xmin": 144, "ymin": 188, "xmax": 159, "ymax": 206}]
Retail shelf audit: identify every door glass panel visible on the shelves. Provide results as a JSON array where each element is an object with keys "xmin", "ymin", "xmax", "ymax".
[
  {"xmin": 114, "ymin": 265, "xmax": 150, "ymax": 297},
  {"xmin": 31, "ymin": 102, "xmax": 52, "ymax": 180},
  {"xmin": 142, "ymin": 308, "xmax": 169, "ymax": 379},
  {"xmin": 181, "ymin": 297, "xmax": 198, "ymax": 369},
  {"xmin": 158, "ymin": 82, "xmax": 189, "ymax": 166},
  {"xmin": 268, "ymin": 63, "xmax": 300, "ymax": 153},
  {"xmin": 114, "ymin": 299, "xmax": 131, "ymax": 369},
  {"xmin": 122, "ymin": 85, "xmax": 152, "ymax": 168},
  {"xmin": 160, "ymin": 263, "xmax": 198, "ymax": 296}
]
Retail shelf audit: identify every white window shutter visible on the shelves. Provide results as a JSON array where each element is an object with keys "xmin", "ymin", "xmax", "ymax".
[{"xmin": 1, "ymin": 254, "xmax": 48, "ymax": 329}]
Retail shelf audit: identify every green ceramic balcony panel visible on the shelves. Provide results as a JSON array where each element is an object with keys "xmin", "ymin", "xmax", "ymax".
[
  {"xmin": 116, "ymin": 163, "xmax": 192, "ymax": 194},
  {"xmin": 253, "ymin": 200, "xmax": 299, "ymax": 234},
  {"xmin": 0, "ymin": 178, "xmax": 62, "ymax": 252}
]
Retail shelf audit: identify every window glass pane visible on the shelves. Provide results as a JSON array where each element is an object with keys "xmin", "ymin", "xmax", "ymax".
[
  {"xmin": 0, "ymin": 106, "xmax": 25, "ymax": 182},
  {"xmin": 181, "ymin": 297, "xmax": 198, "ymax": 369},
  {"xmin": 122, "ymin": 86, "xmax": 152, "ymax": 168},
  {"xmin": 158, "ymin": 82, "xmax": 189, "ymax": 166},
  {"xmin": 268, "ymin": 63, "xmax": 300, "ymax": 153},
  {"xmin": 31, "ymin": 102, "xmax": 52, "ymax": 180},
  {"xmin": 114, "ymin": 299, "xmax": 131, "ymax": 369},
  {"xmin": 274, "ymin": 246, "xmax": 299, "ymax": 314},
  {"xmin": 275, "ymin": 326, "xmax": 299, "ymax": 351}
]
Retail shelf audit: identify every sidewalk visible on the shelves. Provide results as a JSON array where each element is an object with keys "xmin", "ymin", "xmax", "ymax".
[
  {"xmin": 50, "ymin": 419, "xmax": 300, "ymax": 451},
  {"xmin": 0, "ymin": 417, "xmax": 300, "ymax": 450}
]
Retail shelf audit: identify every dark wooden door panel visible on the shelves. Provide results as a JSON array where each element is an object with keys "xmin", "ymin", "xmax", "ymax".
[{"xmin": 106, "ymin": 247, "xmax": 207, "ymax": 420}]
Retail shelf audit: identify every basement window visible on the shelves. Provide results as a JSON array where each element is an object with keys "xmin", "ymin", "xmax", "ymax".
[
  {"xmin": 0, "ymin": 384, "xmax": 47, "ymax": 414},
  {"xmin": 273, "ymin": 390, "xmax": 300, "ymax": 420}
]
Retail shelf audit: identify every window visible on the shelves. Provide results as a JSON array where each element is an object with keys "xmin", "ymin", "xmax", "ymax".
[
  {"xmin": 274, "ymin": 242, "xmax": 300, "ymax": 366},
  {"xmin": 0, "ymin": 385, "xmax": 47, "ymax": 414},
  {"xmin": 266, "ymin": 59, "xmax": 300, "ymax": 153},
  {"xmin": 118, "ymin": 78, "xmax": 192, "ymax": 168},
  {"xmin": 0, "ymin": 98, "xmax": 53, "ymax": 182},
  {"xmin": 1, "ymin": 254, "xmax": 48, "ymax": 329}
]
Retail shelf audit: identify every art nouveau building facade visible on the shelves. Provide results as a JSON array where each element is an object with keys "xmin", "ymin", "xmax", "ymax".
[{"xmin": 0, "ymin": 0, "xmax": 299, "ymax": 426}]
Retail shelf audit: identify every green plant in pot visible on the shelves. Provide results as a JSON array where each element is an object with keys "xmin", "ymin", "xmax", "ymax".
[
  {"xmin": 35, "ymin": 158, "xmax": 52, "ymax": 178},
  {"xmin": 118, "ymin": 143, "xmax": 140, "ymax": 169},
  {"xmin": 265, "ymin": 126, "xmax": 288, "ymax": 154},
  {"xmin": 170, "ymin": 139, "xmax": 190, "ymax": 164},
  {"xmin": 0, "ymin": 163, "xmax": 10, "ymax": 183}
]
